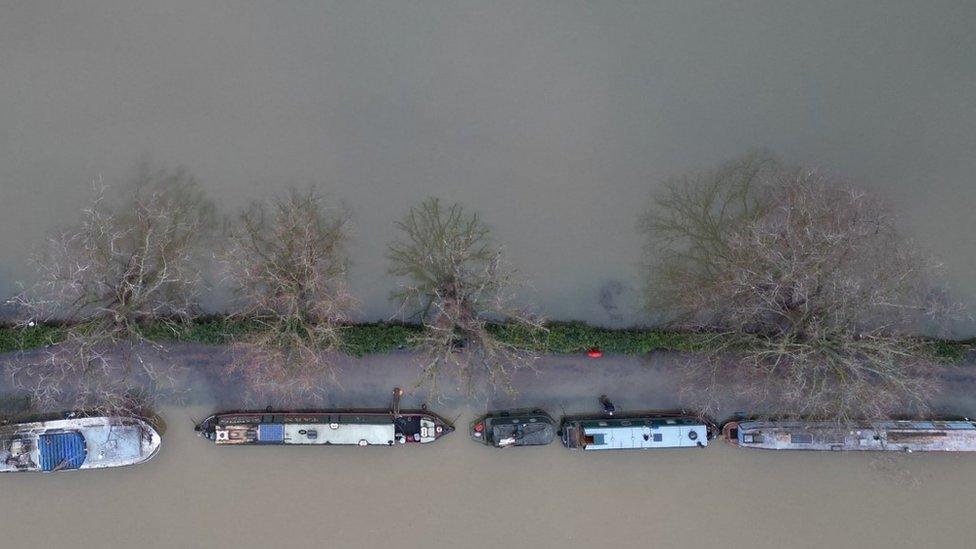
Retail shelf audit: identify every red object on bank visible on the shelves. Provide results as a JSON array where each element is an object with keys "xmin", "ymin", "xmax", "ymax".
[{"xmin": 586, "ymin": 347, "xmax": 603, "ymax": 359}]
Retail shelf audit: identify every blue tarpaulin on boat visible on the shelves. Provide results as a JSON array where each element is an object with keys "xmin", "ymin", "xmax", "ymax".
[
  {"xmin": 39, "ymin": 432, "xmax": 87, "ymax": 471},
  {"xmin": 258, "ymin": 424, "xmax": 284, "ymax": 443}
]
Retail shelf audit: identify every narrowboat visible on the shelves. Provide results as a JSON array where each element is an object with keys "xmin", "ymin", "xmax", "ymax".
[
  {"xmin": 470, "ymin": 409, "xmax": 556, "ymax": 448},
  {"xmin": 0, "ymin": 414, "xmax": 161, "ymax": 473},
  {"xmin": 559, "ymin": 412, "xmax": 715, "ymax": 450},
  {"xmin": 723, "ymin": 419, "xmax": 976, "ymax": 452},
  {"xmin": 196, "ymin": 388, "xmax": 453, "ymax": 446}
]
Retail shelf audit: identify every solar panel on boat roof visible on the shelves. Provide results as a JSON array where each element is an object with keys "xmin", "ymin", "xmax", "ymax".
[{"xmin": 258, "ymin": 424, "xmax": 285, "ymax": 442}]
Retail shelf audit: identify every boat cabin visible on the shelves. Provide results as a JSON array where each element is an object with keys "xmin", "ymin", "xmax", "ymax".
[
  {"xmin": 470, "ymin": 410, "xmax": 556, "ymax": 448},
  {"xmin": 201, "ymin": 411, "xmax": 451, "ymax": 446},
  {"xmin": 725, "ymin": 419, "xmax": 976, "ymax": 452},
  {"xmin": 0, "ymin": 416, "xmax": 161, "ymax": 473},
  {"xmin": 560, "ymin": 415, "xmax": 711, "ymax": 450}
]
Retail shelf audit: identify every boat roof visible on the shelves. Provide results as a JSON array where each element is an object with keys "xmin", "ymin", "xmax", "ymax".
[
  {"xmin": 738, "ymin": 420, "xmax": 976, "ymax": 431},
  {"xmin": 39, "ymin": 432, "xmax": 86, "ymax": 471},
  {"xmin": 216, "ymin": 421, "xmax": 399, "ymax": 445},
  {"xmin": 490, "ymin": 422, "xmax": 554, "ymax": 447},
  {"xmin": 1, "ymin": 416, "xmax": 159, "ymax": 472},
  {"xmin": 578, "ymin": 423, "xmax": 708, "ymax": 450}
]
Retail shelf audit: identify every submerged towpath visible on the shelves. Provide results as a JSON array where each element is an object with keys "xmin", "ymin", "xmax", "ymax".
[{"xmin": 3, "ymin": 343, "xmax": 975, "ymax": 420}]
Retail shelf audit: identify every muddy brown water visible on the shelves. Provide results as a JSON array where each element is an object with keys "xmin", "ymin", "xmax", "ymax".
[
  {"xmin": 3, "ymin": 404, "xmax": 976, "ymax": 549},
  {"xmin": 2, "ymin": 3, "xmax": 976, "ymax": 546},
  {"xmin": 4, "ymin": 348, "xmax": 976, "ymax": 549},
  {"xmin": 0, "ymin": 1, "xmax": 974, "ymax": 333}
]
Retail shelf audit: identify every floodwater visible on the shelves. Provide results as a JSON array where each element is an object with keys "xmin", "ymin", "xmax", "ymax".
[
  {"xmin": 4, "ymin": 403, "xmax": 976, "ymax": 549},
  {"xmin": 4, "ymin": 350, "xmax": 976, "ymax": 549},
  {"xmin": 0, "ymin": 1, "xmax": 974, "ymax": 331},
  {"xmin": 2, "ymin": 3, "xmax": 976, "ymax": 547}
]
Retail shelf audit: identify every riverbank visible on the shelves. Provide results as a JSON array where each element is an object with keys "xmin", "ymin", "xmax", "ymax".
[
  {"xmin": 4, "ymin": 341, "xmax": 976, "ymax": 422},
  {"xmin": 1, "ymin": 318, "xmax": 971, "ymax": 362}
]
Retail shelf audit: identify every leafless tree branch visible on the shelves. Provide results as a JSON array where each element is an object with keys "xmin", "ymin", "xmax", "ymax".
[
  {"xmin": 222, "ymin": 188, "xmax": 355, "ymax": 404},
  {"xmin": 10, "ymin": 166, "xmax": 214, "ymax": 414},
  {"xmin": 642, "ymin": 154, "xmax": 961, "ymax": 420},
  {"xmin": 389, "ymin": 197, "xmax": 545, "ymax": 397}
]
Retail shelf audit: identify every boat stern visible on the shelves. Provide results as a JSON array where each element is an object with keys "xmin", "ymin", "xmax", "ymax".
[
  {"xmin": 722, "ymin": 421, "xmax": 741, "ymax": 447},
  {"xmin": 470, "ymin": 415, "xmax": 491, "ymax": 445},
  {"xmin": 558, "ymin": 421, "xmax": 580, "ymax": 449},
  {"xmin": 195, "ymin": 415, "xmax": 219, "ymax": 441}
]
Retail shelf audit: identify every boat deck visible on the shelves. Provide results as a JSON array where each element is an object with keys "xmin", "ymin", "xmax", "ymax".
[
  {"xmin": 729, "ymin": 420, "xmax": 976, "ymax": 451},
  {"xmin": 561, "ymin": 415, "xmax": 711, "ymax": 450},
  {"xmin": 205, "ymin": 412, "xmax": 450, "ymax": 446},
  {"xmin": 1, "ymin": 416, "xmax": 160, "ymax": 472}
]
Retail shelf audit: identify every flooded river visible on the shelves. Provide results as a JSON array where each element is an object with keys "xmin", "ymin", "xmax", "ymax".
[
  {"xmin": 1, "ymin": 3, "xmax": 976, "ymax": 547},
  {"xmin": 4, "ymin": 403, "xmax": 976, "ymax": 549},
  {"xmin": 1, "ymin": 1, "xmax": 974, "ymax": 331},
  {"xmin": 4, "ymin": 350, "xmax": 976, "ymax": 548}
]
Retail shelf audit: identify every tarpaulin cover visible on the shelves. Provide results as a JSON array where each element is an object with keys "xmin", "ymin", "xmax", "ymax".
[{"xmin": 39, "ymin": 432, "xmax": 86, "ymax": 471}]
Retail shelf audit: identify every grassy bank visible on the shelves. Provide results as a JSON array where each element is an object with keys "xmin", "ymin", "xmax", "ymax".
[{"xmin": 0, "ymin": 319, "xmax": 970, "ymax": 362}]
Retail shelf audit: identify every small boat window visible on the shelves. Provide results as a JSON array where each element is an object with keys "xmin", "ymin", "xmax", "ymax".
[
  {"xmin": 791, "ymin": 433, "xmax": 813, "ymax": 444},
  {"xmin": 653, "ymin": 433, "xmax": 663, "ymax": 442},
  {"xmin": 620, "ymin": 420, "xmax": 631, "ymax": 426}
]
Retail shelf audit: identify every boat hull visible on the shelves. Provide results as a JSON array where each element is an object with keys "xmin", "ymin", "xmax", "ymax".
[
  {"xmin": 470, "ymin": 409, "xmax": 555, "ymax": 448},
  {"xmin": 0, "ymin": 415, "xmax": 161, "ymax": 473},
  {"xmin": 559, "ymin": 412, "xmax": 714, "ymax": 450},
  {"xmin": 724, "ymin": 419, "xmax": 976, "ymax": 452},
  {"xmin": 197, "ymin": 410, "xmax": 453, "ymax": 446}
]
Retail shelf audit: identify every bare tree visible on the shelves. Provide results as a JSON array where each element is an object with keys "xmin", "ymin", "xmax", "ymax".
[
  {"xmin": 389, "ymin": 197, "xmax": 544, "ymax": 396},
  {"xmin": 10, "ymin": 167, "xmax": 215, "ymax": 414},
  {"xmin": 222, "ymin": 188, "xmax": 354, "ymax": 404},
  {"xmin": 641, "ymin": 154, "xmax": 957, "ymax": 420}
]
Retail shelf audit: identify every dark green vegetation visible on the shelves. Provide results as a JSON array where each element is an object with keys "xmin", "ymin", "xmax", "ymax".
[{"xmin": 1, "ymin": 319, "xmax": 969, "ymax": 362}]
